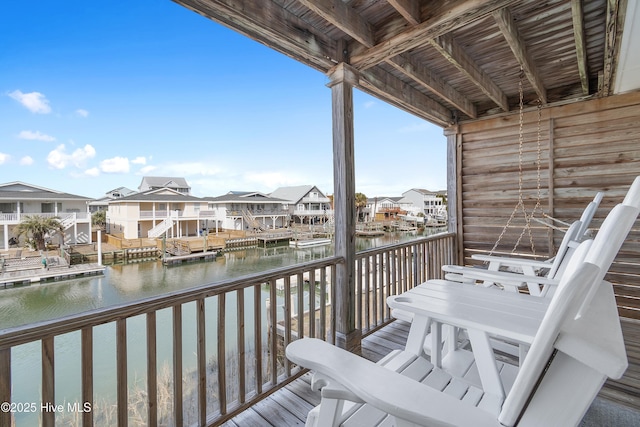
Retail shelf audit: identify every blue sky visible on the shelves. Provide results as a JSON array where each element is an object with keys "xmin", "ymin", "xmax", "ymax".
[{"xmin": 0, "ymin": 0, "xmax": 447, "ymax": 199}]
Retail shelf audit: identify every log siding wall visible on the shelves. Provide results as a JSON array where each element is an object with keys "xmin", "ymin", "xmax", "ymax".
[{"xmin": 451, "ymin": 90, "xmax": 640, "ymax": 319}]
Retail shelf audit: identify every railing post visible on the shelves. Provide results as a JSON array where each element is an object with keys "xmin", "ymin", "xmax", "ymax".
[{"xmin": 328, "ymin": 62, "xmax": 361, "ymax": 354}]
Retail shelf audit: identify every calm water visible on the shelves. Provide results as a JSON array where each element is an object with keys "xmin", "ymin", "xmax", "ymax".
[{"xmin": 1, "ymin": 230, "xmax": 444, "ymax": 425}]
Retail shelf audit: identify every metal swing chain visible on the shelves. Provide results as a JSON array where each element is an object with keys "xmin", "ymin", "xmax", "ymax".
[{"xmin": 489, "ymin": 68, "xmax": 543, "ymax": 256}]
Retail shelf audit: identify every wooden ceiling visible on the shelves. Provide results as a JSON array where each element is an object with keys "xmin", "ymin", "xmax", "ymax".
[{"xmin": 172, "ymin": 0, "xmax": 628, "ymax": 127}]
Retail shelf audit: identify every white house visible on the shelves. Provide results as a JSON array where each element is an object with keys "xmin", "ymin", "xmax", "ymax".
[
  {"xmin": 203, "ymin": 191, "xmax": 290, "ymax": 231},
  {"xmin": 88, "ymin": 186, "xmax": 137, "ymax": 213},
  {"xmin": 107, "ymin": 188, "xmax": 207, "ymax": 239},
  {"xmin": 402, "ymin": 188, "xmax": 447, "ymax": 219},
  {"xmin": 365, "ymin": 196, "xmax": 413, "ymax": 221},
  {"xmin": 138, "ymin": 176, "xmax": 191, "ymax": 195},
  {"xmin": 0, "ymin": 181, "xmax": 92, "ymax": 249},
  {"xmin": 270, "ymin": 185, "xmax": 333, "ymax": 225}
]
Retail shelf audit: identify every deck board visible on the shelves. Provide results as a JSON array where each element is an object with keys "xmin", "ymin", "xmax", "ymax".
[{"xmin": 226, "ymin": 319, "xmax": 640, "ymax": 425}]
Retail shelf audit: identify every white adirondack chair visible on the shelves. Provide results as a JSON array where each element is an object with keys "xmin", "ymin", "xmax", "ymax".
[
  {"xmin": 408, "ymin": 183, "xmax": 639, "ymax": 362},
  {"xmin": 287, "ymin": 251, "xmax": 627, "ymax": 426},
  {"xmin": 441, "ymin": 194, "xmax": 603, "ymax": 295},
  {"xmin": 442, "ymin": 181, "xmax": 637, "ymax": 297}
]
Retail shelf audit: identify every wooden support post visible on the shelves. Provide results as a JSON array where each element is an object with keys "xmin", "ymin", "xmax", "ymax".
[
  {"xmin": 444, "ymin": 125, "xmax": 461, "ymax": 264},
  {"xmin": 327, "ymin": 63, "xmax": 361, "ymax": 354}
]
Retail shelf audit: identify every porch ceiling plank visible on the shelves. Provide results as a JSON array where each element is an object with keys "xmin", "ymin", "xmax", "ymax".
[
  {"xmin": 387, "ymin": 0, "xmax": 421, "ymax": 25},
  {"xmin": 571, "ymin": 0, "xmax": 590, "ymax": 95},
  {"xmin": 294, "ymin": 0, "xmax": 476, "ymax": 118},
  {"xmin": 387, "ymin": 54, "xmax": 478, "ymax": 118},
  {"xmin": 492, "ymin": 7, "xmax": 548, "ymax": 103},
  {"xmin": 295, "ymin": 0, "xmax": 375, "ymax": 47},
  {"xmin": 602, "ymin": 0, "xmax": 625, "ymax": 96},
  {"xmin": 430, "ymin": 34, "xmax": 509, "ymax": 112},
  {"xmin": 349, "ymin": 0, "xmax": 521, "ymax": 70},
  {"xmin": 173, "ymin": 0, "xmax": 338, "ymax": 72},
  {"xmin": 359, "ymin": 67, "xmax": 454, "ymax": 126}
]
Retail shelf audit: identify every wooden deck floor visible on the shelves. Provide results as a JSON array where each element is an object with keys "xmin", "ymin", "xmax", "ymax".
[{"xmin": 222, "ymin": 319, "xmax": 640, "ymax": 426}]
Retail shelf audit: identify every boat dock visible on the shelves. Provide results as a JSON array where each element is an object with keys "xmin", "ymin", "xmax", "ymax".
[
  {"xmin": 162, "ymin": 251, "xmax": 221, "ymax": 265},
  {"xmin": 0, "ymin": 255, "xmax": 105, "ymax": 288}
]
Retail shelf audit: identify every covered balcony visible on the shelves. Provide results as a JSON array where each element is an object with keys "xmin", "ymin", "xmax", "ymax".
[{"xmin": 2, "ymin": 1, "xmax": 640, "ymax": 426}]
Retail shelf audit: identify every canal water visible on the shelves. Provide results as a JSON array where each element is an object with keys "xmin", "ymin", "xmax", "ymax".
[{"xmin": 1, "ymin": 229, "xmax": 444, "ymax": 425}]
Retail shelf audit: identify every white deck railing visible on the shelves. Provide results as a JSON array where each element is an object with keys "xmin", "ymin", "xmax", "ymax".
[{"xmin": 0, "ymin": 232, "xmax": 456, "ymax": 427}]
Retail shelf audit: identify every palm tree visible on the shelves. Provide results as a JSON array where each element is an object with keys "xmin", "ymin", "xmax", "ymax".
[
  {"xmin": 355, "ymin": 192, "xmax": 368, "ymax": 222},
  {"xmin": 92, "ymin": 210, "xmax": 106, "ymax": 229},
  {"xmin": 14, "ymin": 215, "xmax": 64, "ymax": 251}
]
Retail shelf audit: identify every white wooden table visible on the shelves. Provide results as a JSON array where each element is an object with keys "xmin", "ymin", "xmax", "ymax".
[{"xmin": 387, "ymin": 280, "xmax": 549, "ymax": 398}]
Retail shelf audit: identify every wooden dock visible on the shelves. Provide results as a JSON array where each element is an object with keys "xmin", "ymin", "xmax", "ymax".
[{"xmin": 0, "ymin": 263, "xmax": 105, "ymax": 288}]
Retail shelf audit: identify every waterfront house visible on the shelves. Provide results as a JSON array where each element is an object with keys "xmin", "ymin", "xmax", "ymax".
[
  {"xmin": 106, "ymin": 188, "xmax": 206, "ymax": 239},
  {"xmin": 138, "ymin": 176, "xmax": 192, "ymax": 195},
  {"xmin": 2, "ymin": 2, "xmax": 640, "ymax": 426},
  {"xmin": 366, "ymin": 196, "xmax": 410, "ymax": 221},
  {"xmin": 87, "ymin": 186, "xmax": 137, "ymax": 213},
  {"xmin": 270, "ymin": 185, "xmax": 333, "ymax": 225},
  {"xmin": 402, "ymin": 188, "xmax": 446, "ymax": 218},
  {"xmin": 0, "ymin": 181, "xmax": 92, "ymax": 249},
  {"xmin": 203, "ymin": 191, "xmax": 290, "ymax": 231}
]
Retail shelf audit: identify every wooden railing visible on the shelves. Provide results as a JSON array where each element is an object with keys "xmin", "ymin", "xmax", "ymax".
[{"xmin": 0, "ymin": 232, "xmax": 455, "ymax": 427}]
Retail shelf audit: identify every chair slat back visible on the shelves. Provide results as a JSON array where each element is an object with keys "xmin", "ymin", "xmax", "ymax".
[{"xmin": 499, "ymin": 240, "xmax": 596, "ymax": 425}]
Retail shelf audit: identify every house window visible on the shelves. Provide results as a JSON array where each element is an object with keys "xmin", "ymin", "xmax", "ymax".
[
  {"xmin": 0, "ymin": 203, "xmax": 16, "ymax": 213},
  {"xmin": 194, "ymin": 203, "xmax": 200, "ymax": 212},
  {"xmin": 41, "ymin": 202, "xmax": 62, "ymax": 213}
]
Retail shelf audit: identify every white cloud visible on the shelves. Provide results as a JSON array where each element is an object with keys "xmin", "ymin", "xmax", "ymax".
[
  {"xmin": 0, "ymin": 153, "xmax": 10, "ymax": 164},
  {"xmin": 363, "ymin": 101, "xmax": 376, "ymax": 109},
  {"xmin": 20, "ymin": 156, "xmax": 34, "ymax": 165},
  {"xmin": 8, "ymin": 90, "xmax": 52, "ymax": 114},
  {"xmin": 17, "ymin": 130, "xmax": 56, "ymax": 141},
  {"xmin": 75, "ymin": 109, "xmax": 89, "ymax": 118},
  {"xmin": 131, "ymin": 156, "xmax": 146, "ymax": 165},
  {"xmin": 84, "ymin": 167, "xmax": 100, "ymax": 176},
  {"xmin": 100, "ymin": 156, "xmax": 130, "ymax": 173},
  {"xmin": 47, "ymin": 144, "xmax": 96, "ymax": 169}
]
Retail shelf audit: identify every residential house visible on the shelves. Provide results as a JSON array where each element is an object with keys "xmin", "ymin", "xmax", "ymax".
[
  {"xmin": 270, "ymin": 185, "xmax": 333, "ymax": 225},
  {"xmin": 0, "ymin": 181, "xmax": 92, "ymax": 249},
  {"xmin": 366, "ymin": 196, "xmax": 412, "ymax": 221},
  {"xmin": 203, "ymin": 191, "xmax": 290, "ymax": 231},
  {"xmin": 402, "ymin": 188, "xmax": 446, "ymax": 219},
  {"xmin": 138, "ymin": 176, "xmax": 191, "ymax": 195},
  {"xmin": 88, "ymin": 186, "xmax": 137, "ymax": 213},
  {"xmin": 107, "ymin": 188, "xmax": 206, "ymax": 239}
]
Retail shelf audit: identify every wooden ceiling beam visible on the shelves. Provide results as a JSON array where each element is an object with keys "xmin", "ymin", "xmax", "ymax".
[
  {"xmin": 493, "ymin": 7, "xmax": 547, "ymax": 103},
  {"xmin": 602, "ymin": 0, "xmax": 625, "ymax": 96},
  {"xmin": 173, "ymin": 0, "xmax": 337, "ymax": 72},
  {"xmin": 571, "ymin": 0, "xmax": 589, "ymax": 95},
  {"xmin": 388, "ymin": 54, "xmax": 477, "ymax": 118},
  {"xmin": 350, "ymin": 0, "xmax": 520, "ymax": 70},
  {"xmin": 387, "ymin": 0, "xmax": 421, "ymax": 25},
  {"xmin": 430, "ymin": 34, "xmax": 509, "ymax": 112},
  {"xmin": 359, "ymin": 67, "xmax": 454, "ymax": 126},
  {"xmin": 295, "ymin": 0, "xmax": 375, "ymax": 47},
  {"xmin": 297, "ymin": 0, "xmax": 475, "ymax": 119}
]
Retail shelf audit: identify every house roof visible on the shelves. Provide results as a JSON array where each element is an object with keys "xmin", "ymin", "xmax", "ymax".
[
  {"xmin": 203, "ymin": 191, "xmax": 290, "ymax": 204},
  {"xmin": 0, "ymin": 181, "xmax": 91, "ymax": 201},
  {"xmin": 367, "ymin": 196, "xmax": 404, "ymax": 204},
  {"xmin": 173, "ymin": 0, "xmax": 636, "ymax": 127},
  {"xmin": 270, "ymin": 185, "xmax": 325, "ymax": 203},
  {"xmin": 139, "ymin": 176, "xmax": 190, "ymax": 190},
  {"xmin": 110, "ymin": 188, "xmax": 203, "ymax": 203}
]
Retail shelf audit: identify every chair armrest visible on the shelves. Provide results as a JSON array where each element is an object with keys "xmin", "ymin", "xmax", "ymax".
[
  {"xmin": 470, "ymin": 254, "xmax": 551, "ymax": 270},
  {"xmin": 442, "ymin": 265, "xmax": 559, "ymax": 288},
  {"xmin": 286, "ymin": 338, "xmax": 500, "ymax": 427}
]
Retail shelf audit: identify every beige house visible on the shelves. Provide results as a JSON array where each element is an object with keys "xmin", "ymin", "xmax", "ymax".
[
  {"xmin": 107, "ymin": 188, "xmax": 209, "ymax": 239},
  {"xmin": 0, "ymin": 181, "xmax": 92, "ymax": 249}
]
